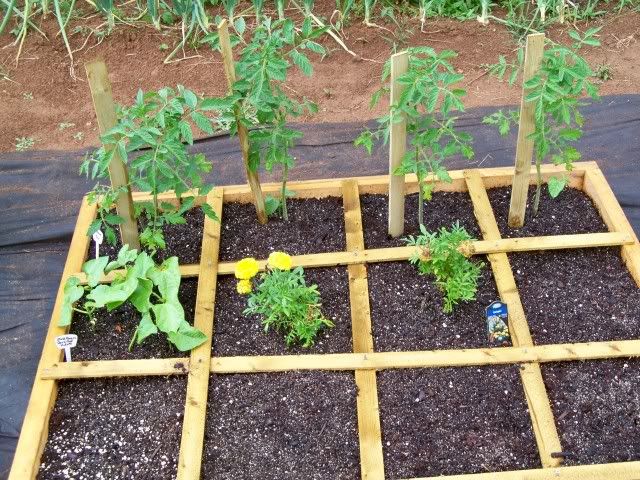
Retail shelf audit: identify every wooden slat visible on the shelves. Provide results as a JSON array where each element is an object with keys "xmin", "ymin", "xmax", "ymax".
[
  {"xmin": 8, "ymin": 199, "xmax": 97, "ymax": 480},
  {"xmin": 405, "ymin": 461, "xmax": 640, "ymax": 480},
  {"xmin": 388, "ymin": 51, "xmax": 409, "ymax": 238},
  {"xmin": 176, "ymin": 188, "xmax": 223, "ymax": 480},
  {"xmin": 508, "ymin": 33, "xmax": 545, "ymax": 228},
  {"xmin": 72, "ymin": 230, "xmax": 631, "ymax": 283},
  {"xmin": 582, "ymin": 167, "xmax": 640, "ymax": 286},
  {"xmin": 464, "ymin": 170, "xmax": 563, "ymax": 468},
  {"xmin": 209, "ymin": 339, "xmax": 640, "ymax": 373},
  {"xmin": 41, "ymin": 358, "xmax": 190, "ymax": 380},
  {"xmin": 343, "ymin": 180, "xmax": 385, "ymax": 480}
]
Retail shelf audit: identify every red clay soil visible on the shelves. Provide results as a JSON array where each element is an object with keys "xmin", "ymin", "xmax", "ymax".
[{"xmin": 0, "ymin": 0, "xmax": 639, "ymax": 152}]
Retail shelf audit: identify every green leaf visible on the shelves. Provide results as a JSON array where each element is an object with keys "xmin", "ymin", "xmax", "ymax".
[
  {"xmin": 131, "ymin": 251, "xmax": 155, "ymax": 278},
  {"xmin": 200, "ymin": 203, "xmax": 220, "ymax": 222},
  {"xmin": 148, "ymin": 257, "xmax": 181, "ymax": 301},
  {"xmin": 86, "ymin": 270, "xmax": 139, "ymax": 310},
  {"xmin": 135, "ymin": 312, "xmax": 158, "ymax": 344},
  {"xmin": 265, "ymin": 195, "xmax": 280, "ymax": 216},
  {"xmin": 548, "ymin": 176, "xmax": 567, "ymax": 198},
  {"xmin": 167, "ymin": 322, "xmax": 207, "ymax": 351},
  {"xmin": 82, "ymin": 256, "xmax": 109, "ymax": 288},
  {"xmin": 151, "ymin": 302, "xmax": 184, "ymax": 334},
  {"xmin": 234, "ymin": 16, "xmax": 246, "ymax": 35},
  {"xmin": 191, "ymin": 111, "xmax": 214, "ymax": 135},
  {"xmin": 179, "ymin": 121, "xmax": 193, "ymax": 145},
  {"xmin": 59, "ymin": 276, "xmax": 84, "ymax": 327},
  {"xmin": 289, "ymin": 50, "xmax": 313, "ymax": 76},
  {"xmin": 129, "ymin": 277, "xmax": 153, "ymax": 313}
]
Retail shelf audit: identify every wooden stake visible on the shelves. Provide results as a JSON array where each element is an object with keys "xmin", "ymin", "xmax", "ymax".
[
  {"xmin": 217, "ymin": 19, "xmax": 267, "ymax": 224},
  {"xmin": 388, "ymin": 51, "xmax": 409, "ymax": 238},
  {"xmin": 507, "ymin": 33, "xmax": 545, "ymax": 228},
  {"xmin": 85, "ymin": 60, "xmax": 140, "ymax": 250}
]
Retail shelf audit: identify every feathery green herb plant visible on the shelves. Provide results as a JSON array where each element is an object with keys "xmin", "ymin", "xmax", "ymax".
[
  {"xmin": 355, "ymin": 47, "xmax": 474, "ymax": 227},
  {"xmin": 405, "ymin": 223, "xmax": 483, "ymax": 313}
]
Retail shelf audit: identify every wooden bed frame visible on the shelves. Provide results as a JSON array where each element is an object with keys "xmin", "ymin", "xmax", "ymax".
[{"xmin": 10, "ymin": 161, "xmax": 640, "ymax": 480}]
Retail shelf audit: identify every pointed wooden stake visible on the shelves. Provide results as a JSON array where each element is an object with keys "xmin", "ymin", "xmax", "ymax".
[
  {"xmin": 508, "ymin": 33, "xmax": 545, "ymax": 228},
  {"xmin": 85, "ymin": 59, "xmax": 140, "ymax": 250},
  {"xmin": 388, "ymin": 51, "xmax": 409, "ymax": 238},
  {"xmin": 217, "ymin": 19, "xmax": 268, "ymax": 224}
]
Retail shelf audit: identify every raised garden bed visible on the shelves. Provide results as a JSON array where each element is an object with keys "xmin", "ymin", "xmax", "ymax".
[{"xmin": 10, "ymin": 162, "xmax": 640, "ymax": 480}]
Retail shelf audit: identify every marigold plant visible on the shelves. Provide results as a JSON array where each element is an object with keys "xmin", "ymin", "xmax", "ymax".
[{"xmin": 237, "ymin": 252, "xmax": 332, "ymax": 347}]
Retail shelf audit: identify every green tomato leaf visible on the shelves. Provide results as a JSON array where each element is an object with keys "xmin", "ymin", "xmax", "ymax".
[{"xmin": 548, "ymin": 176, "xmax": 567, "ymax": 198}]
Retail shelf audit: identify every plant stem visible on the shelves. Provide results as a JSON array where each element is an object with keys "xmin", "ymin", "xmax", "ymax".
[
  {"xmin": 128, "ymin": 326, "xmax": 138, "ymax": 351},
  {"xmin": 418, "ymin": 182, "xmax": 424, "ymax": 227},
  {"xmin": 281, "ymin": 162, "xmax": 289, "ymax": 221},
  {"xmin": 533, "ymin": 159, "xmax": 542, "ymax": 216}
]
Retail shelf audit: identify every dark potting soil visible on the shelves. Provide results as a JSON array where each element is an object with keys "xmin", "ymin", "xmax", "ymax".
[
  {"xmin": 510, "ymin": 248, "xmax": 640, "ymax": 344},
  {"xmin": 368, "ymin": 261, "xmax": 504, "ymax": 351},
  {"xmin": 87, "ymin": 208, "xmax": 204, "ymax": 264},
  {"xmin": 360, "ymin": 192, "xmax": 481, "ymax": 249},
  {"xmin": 219, "ymin": 197, "xmax": 346, "ymax": 261},
  {"xmin": 202, "ymin": 371, "xmax": 360, "ymax": 480},
  {"xmin": 543, "ymin": 359, "xmax": 640, "ymax": 466},
  {"xmin": 38, "ymin": 376, "xmax": 186, "ymax": 480},
  {"xmin": 69, "ymin": 278, "xmax": 198, "ymax": 361},
  {"xmin": 378, "ymin": 366, "xmax": 541, "ymax": 478},
  {"xmin": 212, "ymin": 267, "xmax": 353, "ymax": 356},
  {"xmin": 486, "ymin": 186, "xmax": 607, "ymax": 238}
]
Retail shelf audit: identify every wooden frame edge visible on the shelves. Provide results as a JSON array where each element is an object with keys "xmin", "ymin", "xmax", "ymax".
[{"xmin": 8, "ymin": 199, "xmax": 96, "ymax": 480}]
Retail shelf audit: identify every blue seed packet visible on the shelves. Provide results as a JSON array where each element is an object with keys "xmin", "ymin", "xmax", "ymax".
[{"xmin": 486, "ymin": 300, "xmax": 510, "ymax": 346}]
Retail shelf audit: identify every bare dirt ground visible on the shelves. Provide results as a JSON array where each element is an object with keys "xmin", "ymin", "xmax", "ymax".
[{"xmin": 0, "ymin": 1, "xmax": 639, "ymax": 152}]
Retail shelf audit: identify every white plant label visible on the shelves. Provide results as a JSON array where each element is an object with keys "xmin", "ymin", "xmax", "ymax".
[
  {"xmin": 55, "ymin": 334, "xmax": 78, "ymax": 362},
  {"xmin": 92, "ymin": 230, "xmax": 104, "ymax": 259}
]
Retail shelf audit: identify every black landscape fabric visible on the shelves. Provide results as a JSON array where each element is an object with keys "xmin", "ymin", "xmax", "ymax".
[{"xmin": 1, "ymin": 94, "xmax": 639, "ymax": 477}]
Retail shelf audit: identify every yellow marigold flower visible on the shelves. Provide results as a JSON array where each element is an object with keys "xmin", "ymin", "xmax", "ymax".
[
  {"xmin": 235, "ymin": 257, "xmax": 259, "ymax": 280},
  {"xmin": 268, "ymin": 251, "xmax": 292, "ymax": 271},
  {"xmin": 236, "ymin": 279, "xmax": 252, "ymax": 294}
]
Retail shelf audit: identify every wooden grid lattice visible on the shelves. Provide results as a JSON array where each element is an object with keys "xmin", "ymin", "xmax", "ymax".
[{"xmin": 10, "ymin": 161, "xmax": 640, "ymax": 480}]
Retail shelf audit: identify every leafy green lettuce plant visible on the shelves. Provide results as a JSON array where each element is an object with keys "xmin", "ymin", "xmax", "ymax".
[
  {"xmin": 60, "ymin": 245, "xmax": 206, "ymax": 352},
  {"xmin": 482, "ymin": 28, "xmax": 601, "ymax": 214},
  {"xmin": 405, "ymin": 223, "xmax": 483, "ymax": 313},
  {"xmin": 355, "ymin": 47, "xmax": 474, "ymax": 228},
  {"xmin": 203, "ymin": 17, "xmax": 325, "ymax": 221},
  {"xmin": 82, "ymin": 86, "xmax": 220, "ymax": 251}
]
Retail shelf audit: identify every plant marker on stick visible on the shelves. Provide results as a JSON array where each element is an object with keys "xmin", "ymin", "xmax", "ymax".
[
  {"xmin": 55, "ymin": 334, "xmax": 78, "ymax": 362},
  {"xmin": 92, "ymin": 230, "xmax": 103, "ymax": 259}
]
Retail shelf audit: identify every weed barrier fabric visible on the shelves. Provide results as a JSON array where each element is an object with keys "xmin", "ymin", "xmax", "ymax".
[{"xmin": 0, "ymin": 94, "xmax": 638, "ymax": 477}]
